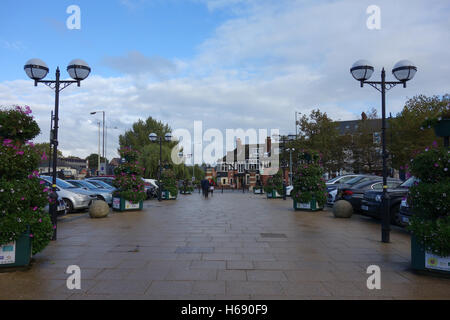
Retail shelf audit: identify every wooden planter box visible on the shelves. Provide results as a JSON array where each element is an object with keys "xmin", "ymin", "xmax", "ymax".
[
  {"xmin": 293, "ymin": 198, "xmax": 322, "ymax": 211},
  {"xmin": 112, "ymin": 197, "xmax": 143, "ymax": 211},
  {"xmin": 266, "ymin": 190, "xmax": 282, "ymax": 199},
  {"xmin": 162, "ymin": 191, "xmax": 177, "ymax": 200},
  {"xmin": 411, "ymin": 235, "xmax": 450, "ymax": 275},
  {"xmin": 0, "ymin": 229, "xmax": 32, "ymax": 268},
  {"xmin": 253, "ymin": 188, "xmax": 264, "ymax": 194}
]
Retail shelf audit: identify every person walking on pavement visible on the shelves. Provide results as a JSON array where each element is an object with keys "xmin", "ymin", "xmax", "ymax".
[
  {"xmin": 203, "ymin": 179, "xmax": 210, "ymax": 198},
  {"xmin": 209, "ymin": 179, "xmax": 214, "ymax": 197}
]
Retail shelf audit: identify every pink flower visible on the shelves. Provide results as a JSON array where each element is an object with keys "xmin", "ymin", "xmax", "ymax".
[
  {"xmin": 16, "ymin": 151, "xmax": 24, "ymax": 155},
  {"xmin": 53, "ymin": 225, "xmax": 56, "ymax": 229},
  {"xmin": 21, "ymin": 197, "xmax": 25, "ymax": 200},
  {"xmin": 29, "ymin": 234, "xmax": 34, "ymax": 238},
  {"xmin": 434, "ymin": 163, "xmax": 439, "ymax": 167},
  {"xmin": 41, "ymin": 151, "xmax": 48, "ymax": 160},
  {"xmin": 40, "ymin": 180, "xmax": 45, "ymax": 185},
  {"xmin": 32, "ymin": 206, "xmax": 38, "ymax": 211},
  {"xmin": 38, "ymin": 218, "xmax": 42, "ymax": 223}
]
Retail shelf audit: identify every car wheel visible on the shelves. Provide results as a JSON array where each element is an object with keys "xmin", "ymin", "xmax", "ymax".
[
  {"xmin": 63, "ymin": 198, "xmax": 74, "ymax": 213},
  {"xmin": 97, "ymin": 195, "xmax": 105, "ymax": 202}
]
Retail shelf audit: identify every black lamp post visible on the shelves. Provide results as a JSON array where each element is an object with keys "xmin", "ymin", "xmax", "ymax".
[
  {"xmin": 24, "ymin": 58, "xmax": 90, "ymax": 240},
  {"xmin": 350, "ymin": 59, "xmax": 417, "ymax": 243},
  {"xmin": 273, "ymin": 134, "xmax": 296, "ymax": 200},
  {"xmin": 149, "ymin": 132, "xmax": 172, "ymax": 201}
]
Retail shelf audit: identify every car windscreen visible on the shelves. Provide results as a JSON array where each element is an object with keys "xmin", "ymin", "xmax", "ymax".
[
  {"xmin": 351, "ymin": 179, "xmax": 381, "ymax": 189},
  {"xmin": 345, "ymin": 176, "xmax": 373, "ymax": 185},
  {"xmin": 67, "ymin": 180, "xmax": 83, "ymax": 188},
  {"xmin": 399, "ymin": 176, "xmax": 418, "ymax": 188},
  {"xmin": 79, "ymin": 181, "xmax": 98, "ymax": 189},
  {"xmin": 55, "ymin": 178, "xmax": 77, "ymax": 189},
  {"xmin": 326, "ymin": 176, "xmax": 342, "ymax": 184},
  {"xmin": 89, "ymin": 180, "xmax": 110, "ymax": 188}
]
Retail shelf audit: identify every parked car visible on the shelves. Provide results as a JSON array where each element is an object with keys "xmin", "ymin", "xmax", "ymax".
[
  {"xmin": 326, "ymin": 174, "xmax": 360, "ymax": 186},
  {"xmin": 86, "ymin": 176, "xmax": 115, "ymax": 187},
  {"xmin": 326, "ymin": 175, "xmax": 380, "ymax": 206},
  {"xmin": 337, "ymin": 178, "xmax": 402, "ymax": 213},
  {"xmin": 86, "ymin": 179, "xmax": 116, "ymax": 191},
  {"xmin": 143, "ymin": 178, "xmax": 159, "ymax": 199},
  {"xmin": 66, "ymin": 180, "xmax": 113, "ymax": 205},
  {"xmin": 40, "ymin": 176, "xmax": 97, "ymax": 213},
  {"xmin": 399, "ymin": 194, "xmax": 413, "ymax": 226},
  {"xmin": 286, "ymin": 185, "xmax": 293, "ymax": 196},
  {"xmin": 361, "ymin": 176, "xmax": 418, "ymax": 226},
  {"xmin": 44, "ymin": 195, "xmax": 67, "ymax": 216}
]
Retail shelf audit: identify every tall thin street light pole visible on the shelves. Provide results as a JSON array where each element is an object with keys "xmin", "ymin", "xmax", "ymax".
[
  {"xmin": 24, "ymin": 58, "xmax": 91, "ymax": 240},
  {"xmin": 91, "ymin": 111, "xmax": 105, "ymax": 175},
  {"xmin": 48, "ymin": 110, "xmax": 53, "ymax": 173},
  {"xmin": 149, "ymin": 132, "xmax": 172, "ymax": 201},
  {"xmin": 350, "ymin": 59, "xmax": 417, "ymax": 243},
  {"xmin": 97, "ymin": 121, "xmax": 101, "ymax": 176}
]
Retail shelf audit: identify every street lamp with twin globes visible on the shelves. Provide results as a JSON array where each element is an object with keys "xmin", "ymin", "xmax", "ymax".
[
  {"xmin": 350, "ymin": 59, "xmax": 417, "ymax": 243},
  {"xmin": 24, "ymin": 58, "xmax": 91, "ymax": 240}
]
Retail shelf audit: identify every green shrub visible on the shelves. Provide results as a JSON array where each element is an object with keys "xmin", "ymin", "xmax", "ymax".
[
  {"xmin": 161, "ymin": 169, "xmax": 178, "ymax": 196},
  {"xmin": 291, "ymin": 151, "xmax": 327, "ymax": 207},
  {"xmin": 113, "ymin": 147, "xmax": 147, "ymax": 203},
  {"xmin": 407, "ymin": 146, "xmax": 450, "ymax": 256},
  {"xmin": 0, "ymin": 106, "xmax": 53, "ymax": 255},
  {"xmin": 264, "ymin": 171, "xmax": 283, "ymax": 195}
]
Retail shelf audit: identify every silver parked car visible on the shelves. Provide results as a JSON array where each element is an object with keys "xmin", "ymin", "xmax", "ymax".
[
  {"xmin": 40, "ymin": 176, "xmax": 97, "ymax": 213},
  {"xmin": 86, "ymin": 178, "xmax": 116, "ymax": 191},
  {"xmin": 67, "ymin": 179, "xmax": 113, "ymax": 205},
  {"xmin": 44, "ymin": 194, "xmax": 67, "ymax": 216}
]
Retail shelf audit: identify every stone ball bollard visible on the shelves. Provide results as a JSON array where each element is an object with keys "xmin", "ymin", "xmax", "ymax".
[
  {"xmin": 333, "ymin": 200, "xmax": 353, "ymax": 218},
  {"xmin": 89, "ymin": 200, "xmax": 110, "ymax": 218}
]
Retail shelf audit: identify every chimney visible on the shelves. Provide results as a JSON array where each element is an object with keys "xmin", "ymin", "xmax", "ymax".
[{"xmin": 266, "ymin": 136, "xmax": 271, "ymax": 153}]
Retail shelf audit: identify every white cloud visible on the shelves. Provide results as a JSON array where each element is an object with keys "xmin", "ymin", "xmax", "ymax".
[{"xmin": 1, "ymin": 0, "xmax": 449, "ymax": 161}]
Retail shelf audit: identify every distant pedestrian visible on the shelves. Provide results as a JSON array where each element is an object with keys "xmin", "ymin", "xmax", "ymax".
[
  {"xmin": 203, "ymin": 179, "xmax": 210, "ymax": 198},
  {"xmin": 210, "ymin": 181, "xmax": 214, "ymax": 196}
]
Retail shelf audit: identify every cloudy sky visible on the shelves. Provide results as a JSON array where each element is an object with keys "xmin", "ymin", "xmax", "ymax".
[{"xmin": 0, "ymin": 0, "xmax": 449, "ymax": 162}]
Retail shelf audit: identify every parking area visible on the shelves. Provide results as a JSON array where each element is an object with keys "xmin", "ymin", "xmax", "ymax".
[{"xmin": 1, "ymin": 192, "xmax": 449, "ymax": 300}]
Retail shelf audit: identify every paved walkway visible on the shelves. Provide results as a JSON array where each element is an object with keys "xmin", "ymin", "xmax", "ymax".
[{"xmin": 1, "ymin": 191, "xmax": 449, "ymax": 299}]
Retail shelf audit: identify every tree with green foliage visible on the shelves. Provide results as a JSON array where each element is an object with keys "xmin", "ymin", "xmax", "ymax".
[
  {"xmin": 85, "ymin": 153, "xmax": 108, "ymax": 172},
  {"xmin": 348, "ymin": 108, "xmax": 381, "ymax": 173},
  {"xmin": 119, "ymin": 116, "xmax": 194, "ymax": 180},
  {"xmin": 389, "ymin": 94, "xmax": 449, "ymax": 170},
  {"xmin": 34, "ymin": 142, "xmax": 63, "ymax": 159},
  {"xmin": 297, "ymin": 109, "xmax": 348, "ymax": 175}
]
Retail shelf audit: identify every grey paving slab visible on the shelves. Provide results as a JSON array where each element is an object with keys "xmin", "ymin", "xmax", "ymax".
[{"xmin": 2, "ymin": 192, "xmax": 449, "ymax": 300}]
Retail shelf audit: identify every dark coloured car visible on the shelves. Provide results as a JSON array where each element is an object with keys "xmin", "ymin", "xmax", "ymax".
[
  {"xmin": 361, "ymin": 176, "xmax": 418, "ymax": 226},
  {"xmin": 398, "ymin": 193, "xmax": 413, "ymax": 226},
  {"xmin": 337, "ymin": 178, "xmax": 402, "ymax": 213},
  {"xmin": 326, "ymin": 174, "xmax": 380, "ymax": 206}
]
